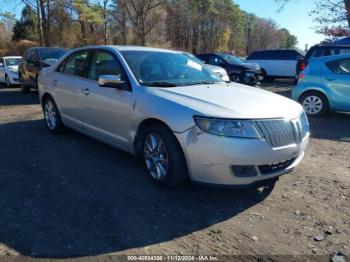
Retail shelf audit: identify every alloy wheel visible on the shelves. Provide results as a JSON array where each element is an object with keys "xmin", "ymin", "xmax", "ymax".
[
  {"xmin": 302, "ymin": 95, "xmax": 323, "ymax": 115},
  {"xmin": 44, "ymin": 100, "xmax": 57, "ymax": 130},
  {"xmin": 144, "ymin": 133, "xmax": 169, "ymax": 181}
]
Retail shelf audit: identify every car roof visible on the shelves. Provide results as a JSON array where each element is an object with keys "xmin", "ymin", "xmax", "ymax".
[
  {"xmin": 251, "ymin": 49, "xmax": 300, "ymax": 52},
  {"xmin": 28, "ymin": 47, "xmax": 69, "ymax": 52},
  {"xmin": 311, "ymin": 44, "xmax": 350, "ymax": 48},
  {"xmin": 68, "ymin": 45, "xmax": 180, "ymax": 55}
]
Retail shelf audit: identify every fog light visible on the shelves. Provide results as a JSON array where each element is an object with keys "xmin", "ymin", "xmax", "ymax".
[{"xmin": 231, "ymin": 166, "xmax": 257, "ymax": 177}]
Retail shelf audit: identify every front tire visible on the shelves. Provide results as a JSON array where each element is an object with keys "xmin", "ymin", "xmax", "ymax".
[
  {"xmin": 300, "ymin": 91, "xmax": 329, "ymax": 117},
  {"xmin": 43, "ymin": 96, "xmax": 65, "ymax": 133},
  {"xmin": 5, "ymin": 75, "xmax": 11, "ymax": 87},
  {"xmin": 142, "ymin": 124, "xmax": 188, "ymax": 188}
]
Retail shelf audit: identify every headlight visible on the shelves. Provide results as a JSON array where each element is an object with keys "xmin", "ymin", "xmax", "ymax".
[{"xmin": 194, "ymin": 116, "xmax": 261, "ymax": 138}]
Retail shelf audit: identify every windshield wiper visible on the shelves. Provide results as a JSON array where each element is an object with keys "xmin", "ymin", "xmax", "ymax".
[
  {"xmin": 141, "ymin": 81, "xmax": 178, "ymax": 87},
  {"xmin": 183, "ymin": 81, "xmax": 224, "ymax": 86}
]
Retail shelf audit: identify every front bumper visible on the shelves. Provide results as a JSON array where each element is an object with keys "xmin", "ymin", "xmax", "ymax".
[
  {"xmin": 242, "ymin": 71, "xmax": 263, "ymax": 86},
  {"xmin": 175, "ymin": 127, "xmax": 309, "ymax": 186}
]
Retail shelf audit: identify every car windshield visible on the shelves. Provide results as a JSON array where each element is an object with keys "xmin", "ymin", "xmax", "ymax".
[
  {"xmin": 219, "ymin": 54, "xmax": 244, "ymax": 65},
  {"xmin": 5, "ymin": 58, "xmax": 21, "ymax": 66},
  {"xmin": 38, "ymin": 49, "xmax": 67, "ymax": 63},
  {"xmin": 121, "ymin": 51, "xmax": 224, "ymax": 87}
]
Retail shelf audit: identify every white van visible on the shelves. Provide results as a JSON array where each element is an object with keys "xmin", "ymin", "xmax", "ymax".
[{"xmin": 247, "ymin": 49, "xmax": 304, "ymax": 80}]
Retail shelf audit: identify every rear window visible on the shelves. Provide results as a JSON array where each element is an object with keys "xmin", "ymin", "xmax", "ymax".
[
  {"xmin": 308, "ymin": 46, "xmax": 350, "ymax": 60},
  {"xmin": 38, "ymin": 49, "xmax": 67, "ymax": 63},
  {"xmin": 247, "ymin": 51, "xmax": 266, "ymax": 60},
  {"xmin": 248, "ymin": 50, "xmax": 301, "ymax": 60}
]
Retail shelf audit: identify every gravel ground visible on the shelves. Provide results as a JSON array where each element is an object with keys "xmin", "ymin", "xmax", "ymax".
[{"xmin": 0, "ymin": 81, "xmax": 349, "ymax": 260}]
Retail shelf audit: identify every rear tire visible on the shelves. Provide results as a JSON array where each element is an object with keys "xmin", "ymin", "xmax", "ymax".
[
  {"xmin": 42, "ymin": 96, "xmax": 65, "ymax": 133},
  {"xmin": 261, "ymin": 69, "xmax": 271, "ymax": 82},
  {"xmin": 141, "ymin": 124, "xmax": 188, "ymax": 188},
  {"xmin": 19, "ymin": 75, "xmax": 30, "ymax": 94},
  {"xmin": 5, "ymin": 75, "xmax": 11, "ymax": 87},
  {"xmin": 299, "ymin": 91, "xmax": 329, "ymax": 118}
]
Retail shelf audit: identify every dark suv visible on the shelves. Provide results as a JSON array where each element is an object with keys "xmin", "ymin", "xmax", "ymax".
[
  {"xmin": 196, "ymin": 53, "xmax": 262, "ymax": 86},
  {"xmin": 296, "ymin": 45, "xmax": 350, "ymax": 81},
  {"xmin": 19, "ymin": 47, "xmax": 68, "ymax": 93}
]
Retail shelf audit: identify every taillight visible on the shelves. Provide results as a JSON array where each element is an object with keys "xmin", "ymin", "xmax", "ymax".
[
  {"xmin": 300, "ymin": 61, "xmax": 306, "ymax": 71},
  {"xmin": 299, "ymin": 73, "xmax": 305, "ymax": 80}
]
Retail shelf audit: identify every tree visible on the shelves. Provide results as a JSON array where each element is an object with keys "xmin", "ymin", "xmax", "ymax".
[
  {"xmin": 72, "ymin": 0, "xmax": 103, "ymax": 45},
  {"xmin": 278, "ymin": 28, "xmax": 298, "ymax": 48},
  {"xmin": 121, "ymin": 0, "xmax": 167, "ymax": 45},
  {"xmin": 12, "ymin": 5, "xmax": 39, "ymax": 42}
]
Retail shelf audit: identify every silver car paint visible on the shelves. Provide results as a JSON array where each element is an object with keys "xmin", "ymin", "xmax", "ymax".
[{"xmin": 39, "ymin": 45, "xmax": 308, "ymax": 186}]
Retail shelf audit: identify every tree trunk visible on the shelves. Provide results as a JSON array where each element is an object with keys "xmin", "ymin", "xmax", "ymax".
[
  {"xmin": 344, "ymin": 0, "xmax": 350, "ymax": 28},
  {"xmin": 80, "ymin": 20, "xmax": 88, "ymax": 45},
  {"xmin": 36, "ymin": 0, "xmax": 44, "ymax": 46}
]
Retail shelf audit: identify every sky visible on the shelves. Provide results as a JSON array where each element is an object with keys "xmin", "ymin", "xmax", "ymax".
[
  {"xmin": 1, "ymin": 0, "xmax": 324, "ymax": 50},
  {"xmin": 234, "ymin": 0, "xmax": 324, "ymax": 50}
]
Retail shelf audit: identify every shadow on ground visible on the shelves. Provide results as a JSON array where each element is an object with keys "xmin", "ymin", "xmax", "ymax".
[
  {"xmin": 0, "ymin": 87, "xmax": 38, "ymax": 106},
  {"xmin": 309, "ymin": 112, "xmax": 350, "ymax": 142},
  {"xmin": 0, "ymin": 119, "xmax": 271, "ymax": 258}
]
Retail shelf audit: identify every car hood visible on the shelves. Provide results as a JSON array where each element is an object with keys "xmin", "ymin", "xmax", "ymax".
[
  {"xmin": 151, "ymin": 83, "xmax": 302, "ymax": 119},
  {"xmin": 205, "ymin": 64, "xmax": 226, "ymax": 74},
  {"xmin": 242, "ymin": 62, "xmax": 261, "ymax": 71},
  {"xmin": 7, "ymin": 65, "xmax": 18, "ymax": 72}
]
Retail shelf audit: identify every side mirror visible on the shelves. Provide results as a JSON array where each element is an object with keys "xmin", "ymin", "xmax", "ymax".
[{"xmin": 98, "ymin": 75, "xmax": 126, "ymax": 88}]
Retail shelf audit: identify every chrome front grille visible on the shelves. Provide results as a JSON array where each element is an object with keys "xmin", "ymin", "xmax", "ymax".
[{"xmin": 255, "ymin": 119, "xmax": 302, "ymax": 148}]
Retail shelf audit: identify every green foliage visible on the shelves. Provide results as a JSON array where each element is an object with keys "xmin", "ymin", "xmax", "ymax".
[
  {"xmin": 73, "ymin": 0, "xmax": 103, "ymax": 24},
  {"xmin": 12, "ymin": 5, "xmax": 38, "ymax": 42}
]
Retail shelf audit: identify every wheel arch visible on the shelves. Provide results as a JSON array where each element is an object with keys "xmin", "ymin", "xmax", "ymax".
[
  {"xmin": 40, "ymin": 92, "xmax": 54, "ymax": 108},
  {"xmin": 133, "ymin": 118, "xmax": 176, "ymax": 156},
  {"xmin": 298, "ymin": 88, "xmax": 329, "ymax": 104},
  {"xmin": 299, "ymin": 89, "xmax": 330, "ymax": 114}
]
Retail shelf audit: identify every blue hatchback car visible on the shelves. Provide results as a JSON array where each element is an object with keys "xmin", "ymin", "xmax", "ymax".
[{"xmin": 292, "ymin": 55, "xmax": 350, "ymax": 117}]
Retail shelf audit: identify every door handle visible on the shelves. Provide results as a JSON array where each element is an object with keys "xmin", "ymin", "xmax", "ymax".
[
  {"xmin": 81, "ymin": 88, "xmax": 92, "ymax": 96},
  {"xmin": 52, "ymin": 80, "xmax": 58, "ymax": 86},
  {"xmin": 325, "ymin": 77, "xmax": 336, "ymax": 81}
]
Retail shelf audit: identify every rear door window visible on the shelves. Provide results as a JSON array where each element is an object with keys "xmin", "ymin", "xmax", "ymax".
[
  {"xmin": 58, "ymin": 50, "xmax": 90, "ymax": 78},
  {"xmin": 326, "ymin": 58, "xmax": 350, "ymax": 75},
  {"xmin": 283, "ymin": 50, "xmax": 299, "ymax": 60}
]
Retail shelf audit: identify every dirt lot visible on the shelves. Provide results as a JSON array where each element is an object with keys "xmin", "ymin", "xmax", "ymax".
[{"xmin": 0, "ymin": 81, "xmax": 349, "ymax": 260}]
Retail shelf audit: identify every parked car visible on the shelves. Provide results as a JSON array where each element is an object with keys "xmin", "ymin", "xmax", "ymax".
[
  {"xmin": 38, "ymin": 46, "xmax": 309, "ymax": 189},
  {"xmin": 293, "ymin": 55, "xmax": 350, "ymax": 117},
  {"xmin": 184, "ymin": 53, "xmax": 229, "ymax": 81},
  {"xmin": 247, "ymin": 49, "xmax": 305, "ymax": 81},
  {"xmin": 19, "ymin": 47, "xmax": 68, "ymax": 93},
  {"xmin": 0, "ymin": 56, "xmax": 22, "ymax": 87},
  {"xmin": 196, "ymin": 53, "xmax": 262, "ymax": 86},
  {"xmin": 296, "ymin": 45, "xmax": 350, "ymax": 83}
]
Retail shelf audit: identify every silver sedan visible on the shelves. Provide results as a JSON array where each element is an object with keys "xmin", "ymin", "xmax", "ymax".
[{"xmin": 38, "ymin": 46, "xmax": 310, "ymax": 188}]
